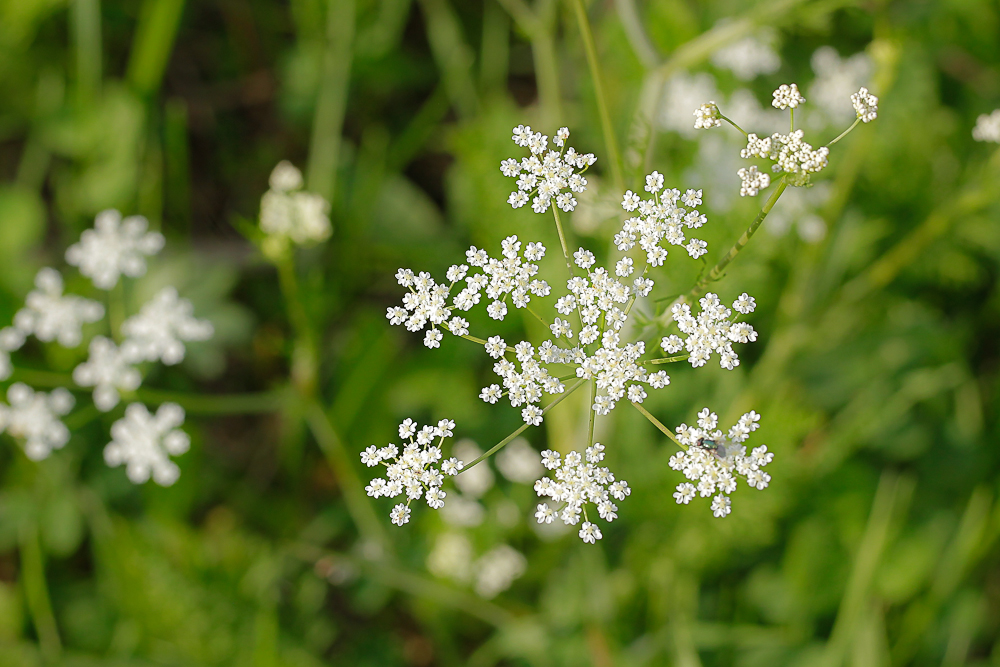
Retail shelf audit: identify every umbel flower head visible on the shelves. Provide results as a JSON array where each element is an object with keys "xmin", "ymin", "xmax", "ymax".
[
  {"xmin": 14, "ymin": 268, "xmax": 104, "ymax": 347},
  {"xmin": 120, "ymin": 286, "xmax": 214, "ymax": 365},
  {"xmin": 362, "ymin": 418, "xmax": 463, "ymax": 525},
  {"xmin": 65, "ymin": 209, "xmax": 165, "ymax": 290},
  {"xmin": 973, "ymin": 109, "xmax": 1000, "ymax": 144},
  {"xmin": 73, "ymin": 336, "xmax": 142, "ymax": 411},
  {"xmin": 259, "ymin": 161, "xmax": 332, "ymax": 246},
  {"xmin": 0, "ymin": 383, "xmax": 75, "ymax": 461},
  {"xmin": 669, "ymin": 408, "xmax": 772, "ymax": 517},
  {"xmin": 533, "ymin": 443, "xmax": 631, "ymax": 543},
  {"xmin": 501, "ymin": 125, "xmax": 595, "ymax": 213},
  {"xmin": 104, "ymin": 402, "xmax": 190, "ymax": 486}
]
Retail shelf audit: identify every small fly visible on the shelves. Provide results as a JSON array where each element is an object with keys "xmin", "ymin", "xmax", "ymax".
[{"xmin": 693, "ymin": 437, "xmax": 728, "ymax": 459}]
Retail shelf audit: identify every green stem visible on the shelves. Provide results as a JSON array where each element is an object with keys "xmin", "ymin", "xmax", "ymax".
[
  {"xmin": 789, "ymin": 107, "xmax": 794, "ymax": 132},
  {"xmin": 305, "ymin": 400, "xmax": 388, "ymax": 555},
  {"xmin": 525, "ymin": 303, "xmax": 550, "ymax": 328},
  {"xmin": 440, "ymin": 324, "xmax": 516, "ymax": 353},
  {"xmin": 108, "ymin": 280, "xmax": 126, "ymax": 342},
  {"xmin": 463, "ymin": 378, "xmax": 587, "ymax": 470},
  {"xmin": 827, "ymin": 117, "xmax": 862, "ymax": 147},
  {"xmin": 72, "ymin": 0, "xmax": 102, "ymax": 105},
  {"xmin": 630, "ymin": 400, "xmax": 685, "ymax": 450},
  {"xmin": 19, "ymin": 523, "xmax": 61, "ymax": 661},
  {"xmin": 569, "ymin": 0, "xmax": 624, "ymax": 193},
  {"xmin": 688, "ymin": 176, "xmax": 787, "ymax": 299},
  {"xmin": 587, "ymin": 378, "xmax": 596, "ymax": 446},
  {"xmin": 307, "ymin": 0, "xmax": 355, "ymax": 201},
  {"xmin": 551, "ymin": 206, "xmax": 574, "ymax": 273},
  {"xmin": 643, "ymin": 354, "xmax": 689, "ymax": 365},
  {"xmin": 276, "ymin": 256, "xmax": 318, "ymax": 397},
  {"xmin": 719, "ymin": 113, "xmax": 748, "ymax": 137}
]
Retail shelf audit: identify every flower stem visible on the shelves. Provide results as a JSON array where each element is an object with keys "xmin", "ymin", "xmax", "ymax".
[
  {"xmin": 108, "ymin": 279, "xmax": 126, "ymax": 342},
  {"xmin": 587, "ymin": 378, "xmax": 596, "ymax": 446},
  {"xmin": 276, "ymin": 256, "xmax": 318, "ymax": 398},
  {"xmin": 719, "ymin": 113, "xmax": 748, "ymax": 137},
  {"xmin": 551, "ymin": 206, "xmax": 574, "ymax": 273},
  {"xmin": 463, "ymin": 378, "xmax": 586, "ymax": 470},
  {"xmin": 19, "ymin": 523, "xmax": 61, "ymax": 662},
  {"xmin": 630, "ymin": 400, "xmax": 686, "ymax": 450},
  {"xmin": 305, "ymin": 400, "xmax": 388, "ymax": 556},
  {"xmin": 526, "ymin": 303, "xmax": 550, "ymax": 328},
  {"xmin": 569, "ymin": 0, "xmax": 624, "ymax": 193},
  {"xmin": 790, "ymin": 108, "xmax": 794, "ymax": 132},
  {"xmin": 827, "ymin": 117, "xmax": 862, "ymax": 147},
  {"xmin": 643, "ymin": 354, "xmax": 689, "ymax": 365},
  {"xmin": 688, "ymin": 176, "xmax": 787, "ymax": 299}
]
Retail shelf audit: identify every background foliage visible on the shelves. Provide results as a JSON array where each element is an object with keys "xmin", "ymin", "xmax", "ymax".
[{"xmin": 1, "ymin": 0, "xmax": 999, "ymax": 665}]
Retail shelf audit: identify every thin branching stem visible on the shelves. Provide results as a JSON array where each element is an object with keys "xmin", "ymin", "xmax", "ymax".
[
  {"xmin": 587, "ymin": 378, "xmax": 596, "ymax": 446},
  {"xmin": 631, "ymin": 400, "xmax": 686, "ymax": 450},
  {"xmin": 643, "ymin": 354, "xmax": 689, "ymax": 365},
  {"xmin": 551, "ymin": 206, "xmax": 574, "ymax": 273},
  {"xmin": 827, "ymin": 117, "xmax": 862, "ymax": 147},
  {"xmin": 569, "ymin": 0, "xmax": 624, "ymax": 193},
  {"xmin": 463, "ymin": 378, "xmax": 587, "ymax": 470},
  {"xmin": 719, "ymin": 113, "xmax": 748, "ymax": 137}
]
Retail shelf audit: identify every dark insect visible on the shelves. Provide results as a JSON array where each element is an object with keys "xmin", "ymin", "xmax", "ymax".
[{"xmin": 694, "ymin": 437, "xmax": 728, "ymax": 459}]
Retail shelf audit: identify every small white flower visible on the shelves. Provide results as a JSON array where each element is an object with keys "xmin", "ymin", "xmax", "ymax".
[
  {"xmin": 645, "ymin": 171, "xmax": 664, "ymax": 193},
  {"xmin": 485, "ymin": 336, "xmax": 506, "ymax": 359},
  {"xmin": 65, "ymin": 210, "xmax": 165, "ymax": 289},
  {"xmin": 103, "ymin": 402, "xmax": 190, "ymax": 486},
  {"xmin": 972, "ymin": 109, "xmax": 1000, "ymax": 143},
  {"xmin": 574, "ymin": 248, "xmax": 596, "ymax": 269},
  {"xmin": 673, "ymin": 483, "xmax": 696, "ymax": 504},
  {"xmin": 480, "ymin": 384, "xmax": 502, "ymax": 404},
  {"xmin": 72, "ymin": 336, "xmax": 142, "ymax": 411},
  {"xmin": 621, "ymin": 190, "xmax": 641, "ymax": 211},
  {"xmin": 851, "ymin": 86, "xmax": 878, "ymax": 123},
  {"xmin": 711, "ymin": 494, "xmax": 732, "ymax": 518},
  {"xmin": 693, "ymin": 101, "xmax": 722, "ymax": 129},
  {"xmin": 390, "ymin": 503, "xmax": 411, "ymax": 526},
  {"xmin": 578, "ymin": 521, "xmax": 603, "ymax": 544},
  {"xmin": 259, "ymin": 162, "xmax": 332, "ymax": 244},
  {"xmin": 0, "ymin": 383, "xmax": 74, "ymax": 461},
  {"xmin": 535, "ymin": 503, "xmax": 555, "ymax": 524},
  {"xmin": 120, "ymin": 287, "xmax": 213, "ymax": 365},
  {"xmin": 733, "ymin": 293, "xmax": 756, "ymax": 314},
  {"xmin": 14, "ymin": 268, "xmax": 104, "ymax": 348},
  {"xmin": 521, "ymin": 405, "xmax": 543, "ymax": 426},
  {"xmin": 737, "ymin": 166, "xmax": 771, "ymax": 197},
  {"xmin": 424, "ymin": 329, "xmax": 443, "ymax": 348},
  {"xmin": 615, "ymin": 257, "xmax": 634, "ymax": 277},
  {"xmin": 771, "ymin": 83, "xmax": 806, "ymax": 110}
]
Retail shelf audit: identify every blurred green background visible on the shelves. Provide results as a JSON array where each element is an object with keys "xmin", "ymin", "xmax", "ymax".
[{"xmin": 1, "ymin": 0, "xmax": 1000, "ymax": 665}]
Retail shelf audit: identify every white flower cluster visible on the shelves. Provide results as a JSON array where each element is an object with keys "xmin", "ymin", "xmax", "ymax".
[
  {"xmin": 693, "ymin": 102, "xmax": 721, "ymax": 129},
  {"xmin": 737, "ymin": 166, "xmax": 771, "ymax": 197},
  {"xmin": 771, "ymin": 83, "xmax": 806, "ymax": 110},
  {"xmin": 65, "ymin": 210, "xmax": 164, "ymax": 289},
  {"xmin": 533, "ymin": 444, "xmax": 631, "ymax": 543},
  {"xmin": 0, "ymin": 211, "xmax": 209, "ymax": 486},
  {"xmin": 669, "ymin": 408, "xmax": 772, "ymax": 517},
  {"xmin": 0, "ymin": 383, "xmax": 74, "ymax": 461},
  {"xmin": 973, "ymin": 109, "xmax": 1000, "ymax": 144},
  {"xmin": 663, "ymin": 292, "xmax": 758, "ymax": 370},
  {"xmin": 743, "ymin": 129, "xmax": 830, "ymax": 186},
  {"xmin": 361, "ymin": 418, "xmax": 463, "ymax": 525},
  {"xmin": 259, "ymin": 161, "xmax": 332, "ymax": 244},
  {"xmin": 13, "ymin": 268, "xmax": 104, "ymax": 347},
  {"xmin": 851, "ymin": 86, "xmax": 878, "ymax": 123},
  {"xmin": 501, "ymin": 126, "xmax": 596, "ymax": 213},
  {"xmin": 104, "ymin": 403, "xmax": 190, "ymax": 486},
  {"xmin": 618, "ymin": 172, "xmax": 709, "ymax": 260}
]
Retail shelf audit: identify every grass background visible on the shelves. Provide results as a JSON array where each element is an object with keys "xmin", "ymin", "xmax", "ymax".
[{"xmin": 1, "ymin": 0, "xmax": 999, "ymax": 665}]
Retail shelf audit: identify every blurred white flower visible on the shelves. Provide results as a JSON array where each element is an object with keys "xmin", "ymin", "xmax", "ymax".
[
  {"xmin": 104, "ymin": 402, "xmax": 190, "ymax": 486},
  {"xmin": 120, "ymin": 287, "xmax": 214, "ymax": 365},
  {"xmin": 14, "ymin": 268, "xmax": 104, "ymax": 347},
  {"xmin": 972, "ymin": 109, "xmax": 1000, "ymax": 143},
  {"xmin": 661, "ymin": 73, "xmax": 719, "ymax": 137},
  {"xmin": 474, "ymin": 545, "xmax": 526, "ymax": 598},
  {"xmin": 0, "ymin": 383, "xmax": 74, "ymax": 461},
  {"xmin": 453, "ymin": 440, "xmax": 494, "ymax": 498},
  {"xmin": 427, "ymin": 532, "xmax": 474, "ymax": 583},
  {"xmin": 72, "ymin": 336, "xmax": 142, "ymax": 411},
  {"xmin": 711, "ymin": 33, "xmax": 780, "ymax": 80},
  {"xmin": 809, "ymin": 47, "xmax": 872, "ymax": 127},
  {"xmin": 0, "ymin": 327, "xmax": 26, "ymax": 381},
  {"xmin": 496, "ymin": 437, "xmax": 543, "ymax": 483},
  {"xmin": 259, "ymin": 161, "xmax": 331, "ymax": 244},
  {"xmin": 65, "ymin": 210, "xmax": 165, "ymax": 290}
]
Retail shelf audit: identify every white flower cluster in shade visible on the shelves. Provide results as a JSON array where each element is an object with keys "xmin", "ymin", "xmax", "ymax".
[
  {"xmin": 618, "ymin": 171, "xmax": 710, "ymax": 261},
  {"xmin": 851, "ymin": 87, "xmax": 879, "ymax": 123},
  {"xmin": 664, "ymin": 292, "xmax": 758, "ymax": 370},
  {"xmin": 426, "ymin": 533, "xmax": 527, "ymax": 599},
  {"xmin": 710, "ymin": 33, "xmax": 780, "ymax": 81},
  {"xmin": 0, "ymin": 211, "xmax": 210, "ymax": 487},
  {"xmin": 259, "ymin": 161, "xmax": 332, "ymax": 244},
  {"xmin": 669, "ymin": 407, "xmax": 772, "ymax": 517},
  {"xmin": 104, "ymin": 403, "xmax": 190, "ymax": 486},
  {"xmin": 693, "ymin": 102, "xmax": 721, "ymax": 129},
  {"xmin": 972, "ymin": 109, "xmax": 1000, "ymax": 144},
  {"xmin": 771, "ymin": 83, "xmax": 806, "ymax": 110},
  {"xmin": 66, "ymin": 210, "xmax": 165, "ymax": 289},
  {"xmin": 120, "ymin": 287, "xmax": 214, "ymax": 365},
  {"xmin": 0, "ymin": 383, "xmax": 74, "ymax": 460},
  {"xmin": 361, "ymin": 418, "xmax": 463, "ymax": 526},
  {"xmin": 500, "ymin": 126, "xmax": 596, "ymax": 213},
  {"xmin": 533, "ymin": 444, "xmax": 631, "ymax": 544},
  {"xmin": 13, "ymin": 268, "xmax": 104, "ymax": 347}
]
